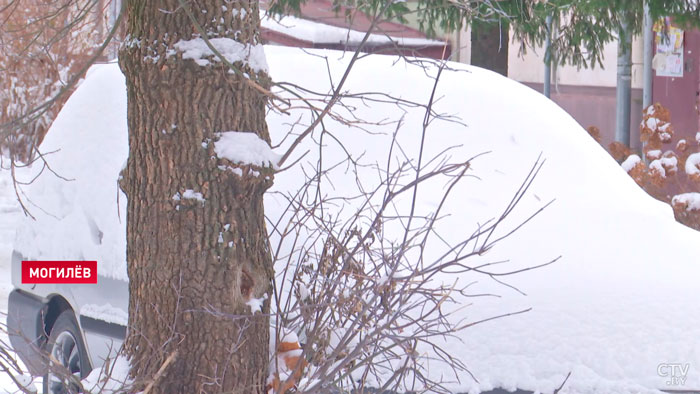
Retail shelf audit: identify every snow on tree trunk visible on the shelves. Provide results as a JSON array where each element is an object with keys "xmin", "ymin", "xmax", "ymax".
[{"xmin": 118, "ymin": 1, "xmax": 273, "ymax": 392}]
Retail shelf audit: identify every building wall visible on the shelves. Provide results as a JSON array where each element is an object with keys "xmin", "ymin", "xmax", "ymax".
[
  {"xmin": 452, "ymin": 25, "xmax": 471, "ymax": 64},
  {"xmin": 653, "ymin": 29, "xmax": 700, "ymax": 139},
  {"xmin": 451, "ymin": 25, "xmax": 646, "ymax": 149},
  {"xmin": 522, "ymin": 83, "xmax": 644, "ymax": 152},
  {"xmin": 507, "ymin": 32, "xmax": 644, "ymax": 89}
]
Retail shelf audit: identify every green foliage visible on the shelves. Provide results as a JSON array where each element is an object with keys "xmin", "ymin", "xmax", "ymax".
[
  {"xmin": 510, "ymin": 1, "xmax": 639, "ymax": 69},
  {"xmin": 659, "ymin": 0, "xmax": 700, "ymax": 29},
  {"xmin": 508, "ymin": 0, "xmax": 700, "ymax": 69},
  {"xmin": 267, "ymin": 0, "xmax": 700, "ymax": 68}
]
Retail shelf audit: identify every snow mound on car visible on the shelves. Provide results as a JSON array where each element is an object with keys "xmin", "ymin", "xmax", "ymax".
[
  {"xmin": 12, "ymin": 46, "xmax": 700, "ymax": 393},
  {"xmin": 264, "ymin": 47, "xmax": 700, "ymax": 393},
  {"xmin": 14, "ymin": 64, "xmax": 128, "ymax": 280}
]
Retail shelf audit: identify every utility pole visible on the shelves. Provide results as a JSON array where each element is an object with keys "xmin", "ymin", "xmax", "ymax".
[
  {"xmin": 544, "ymin": 14, "xmax": 553, "ymax": 98},
  {"xmin": 643, "ymin": 1, "xmax": 653, "ymax": 109},
  {"xmin": 616, "ymin": 17, "xmax": 632, "ymax": 147}
]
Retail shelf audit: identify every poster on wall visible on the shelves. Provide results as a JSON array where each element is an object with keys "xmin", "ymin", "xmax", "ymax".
[{"xmin": 653, "ymin": 18, "xmax": 684, "ymax": 77}]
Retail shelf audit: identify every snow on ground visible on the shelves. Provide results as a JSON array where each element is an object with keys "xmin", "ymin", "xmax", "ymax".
[
  {"xmin": 1, "ymin": 46, "xmax": 700, "ymax": 394},
  {"xmin": 81, "ymin": 354, "xmax": 131, "ymax": 394}
]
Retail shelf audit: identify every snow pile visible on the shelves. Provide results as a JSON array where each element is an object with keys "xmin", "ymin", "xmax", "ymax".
[
  {"xmin": 172, "ymin": 38, "xmax": 268, "ymax": 73},
  {"xmin": 621, "ymin": 154, "xmax": 641, "ymax": 172},
  {"xmin": 81, "ymin": 354, "xmax": 132, "ymax": 393},
  {"xmin": 80, "ymin": 303, "xmax": 129, "ymax": 326},
  {"xmin": 263, "ymin": 47, "xmax": 700, "ymax": 393},
  {"xmin": 672, "ymin": 193, "xmax": 700, "ymax": 212},
  {"xmin": 686, "ymin": 152, "xmax": 700, "ymax": 175},
  {"xmin": 214, "ymin": 131, "xmax": 280, "ymax": 168}
]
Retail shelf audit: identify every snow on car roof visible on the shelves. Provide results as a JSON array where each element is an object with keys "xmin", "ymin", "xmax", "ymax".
[{"xmin": 12, "ymin": 45, "xmax": 700, "ymax": 393}]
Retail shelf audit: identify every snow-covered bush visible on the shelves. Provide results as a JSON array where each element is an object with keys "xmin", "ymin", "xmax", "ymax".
[{"xmin": 613, "ymin": 103, "xmax": 700, "ymax": 231}]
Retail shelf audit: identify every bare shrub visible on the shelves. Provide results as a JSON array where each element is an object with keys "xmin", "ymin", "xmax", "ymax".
[
  {"xmin": 0, "ymin": 0, "xmax": 120, "ymax": 162},
  {"xmin": 608, "ymin": 141, "xmax": 631, "ymax": 162},
  {"xmin": 261, "ymin": 60, "xmax": 556, "ymax": 393},
  {"xmin": 586, "ymin": 126, "xmax": 602, "ymax": 143},
  {"xmin": 612, "ymin": 102, "xmax": 700, "ymax": 231},
  {"xmin": 1, "ymin": 310, "xmax": 137, "ymax": 394}
]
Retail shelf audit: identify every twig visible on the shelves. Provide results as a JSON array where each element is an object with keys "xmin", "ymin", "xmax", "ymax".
[
  {"xmin": 553, "ymin": 371, "xmax": 572, "ymax": 394},
  {"xmin": 142, "ymin": 351, "xmax": 178, "ymax": 394}
]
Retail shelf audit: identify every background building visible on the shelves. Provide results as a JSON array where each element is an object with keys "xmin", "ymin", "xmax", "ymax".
[{"xmin": 451, "ymin": 23, "xmax": 700, "ymax": 153}]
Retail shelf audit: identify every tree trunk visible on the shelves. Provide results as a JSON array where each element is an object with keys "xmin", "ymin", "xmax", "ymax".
[
  {"xmin": 118, "ymin": 1, "xmax": 273, "ymax": 393},
  {"xmin": 470, "ymin": 19, "xmax": 509, "ymax": 77}
]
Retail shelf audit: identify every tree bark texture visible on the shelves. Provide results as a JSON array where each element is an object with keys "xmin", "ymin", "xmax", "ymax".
[{"xmin": 118, "ymin": 1, "xmax": 273, "ymax": 392}]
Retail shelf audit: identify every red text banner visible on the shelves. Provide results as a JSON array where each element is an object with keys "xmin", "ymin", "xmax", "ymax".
[{"xmin": 21, "ymin": 261, "xmax": 97, "ymax": 284}]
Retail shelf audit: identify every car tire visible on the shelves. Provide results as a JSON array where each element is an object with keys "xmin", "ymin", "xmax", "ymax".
[{"xmin": 42, "ymin": 310, "xmax": 91, "ymax": 394}]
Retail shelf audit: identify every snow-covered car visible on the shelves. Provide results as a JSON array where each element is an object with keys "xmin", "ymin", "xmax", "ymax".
[{"xmin": 7, "ymin": 46, "xmax": 700, "ymax": 394}]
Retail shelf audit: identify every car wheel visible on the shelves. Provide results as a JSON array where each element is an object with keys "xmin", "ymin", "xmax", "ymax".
[{"xmin": 43, "ymin": 310, "xmax": 91, "ymax": 394}]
